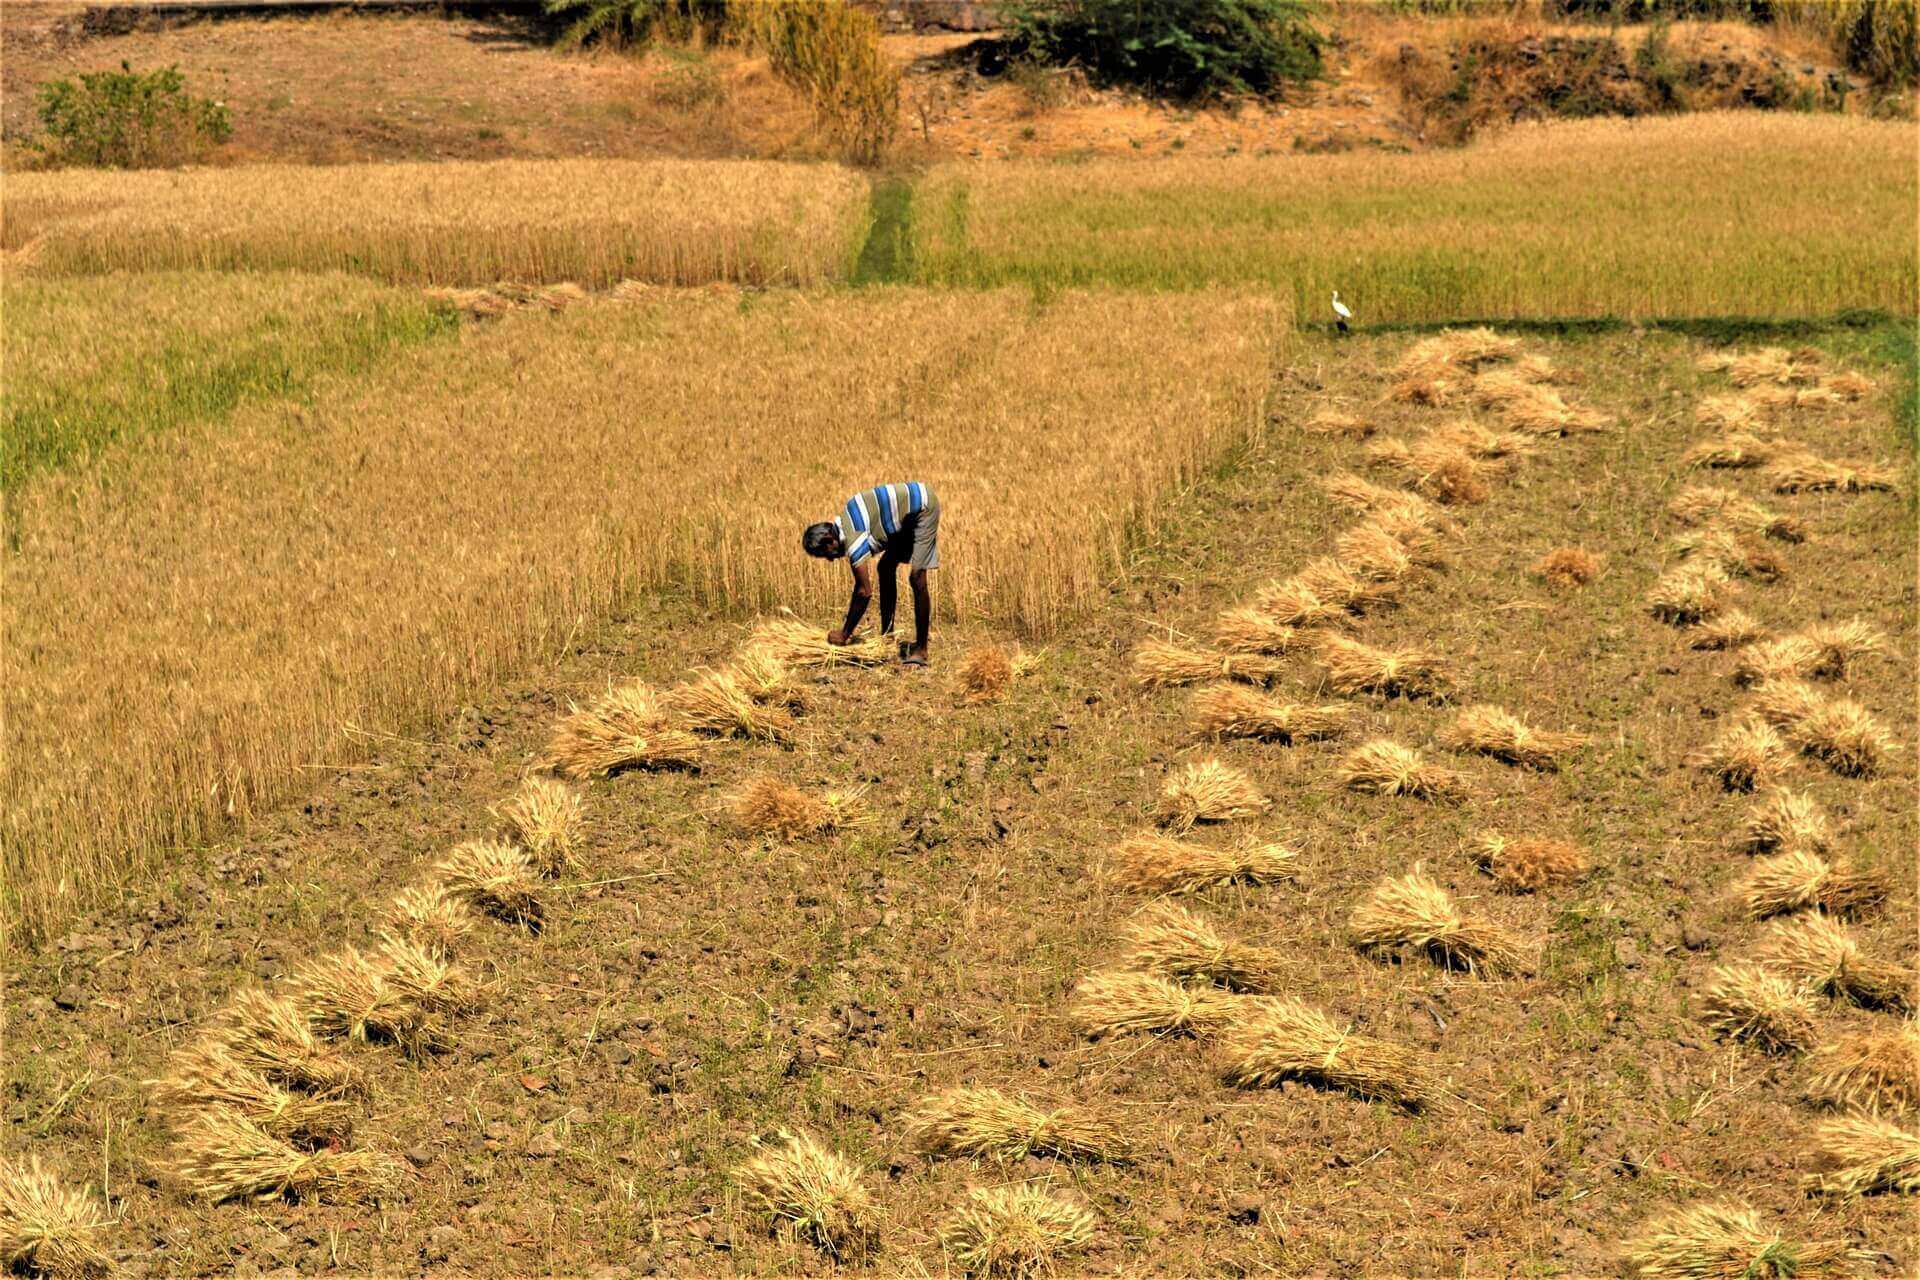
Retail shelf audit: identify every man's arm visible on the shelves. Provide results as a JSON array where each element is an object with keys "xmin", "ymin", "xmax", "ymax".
[{"xmin": 828, "ymin": 559, "xmax": 875, "ymax": 645}]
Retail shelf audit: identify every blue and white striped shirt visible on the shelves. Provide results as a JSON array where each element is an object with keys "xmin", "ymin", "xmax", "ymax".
[{"xmin": 835, "ymin": 482, "xmax": 933, "ymax": 566}]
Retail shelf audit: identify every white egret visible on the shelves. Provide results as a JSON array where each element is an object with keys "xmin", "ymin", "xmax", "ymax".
[{"xmin": 1331, "ymin": 289, "xmax": 1353, "ymax": 335}]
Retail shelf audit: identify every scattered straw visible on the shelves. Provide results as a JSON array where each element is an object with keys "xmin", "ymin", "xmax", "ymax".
[
  {"xmin": 1070, "ymin": 970, "xmax": 1241, "ymax": 1038},
  {"xmin": 939, "ymin": 1185, "xmax": 1095, "ymax": 1279},
  {"xmin": 1701, "ymin": 962, "xmax": 1818, "ymax": 1053},
  {"xmin": 542, "ymin": 681, "xmax": 705, "ymax": 779},
  {"xmin": 0, "ymin": 1155, "xmax": 116, "ymax": 1279},
  {"xmin": 170, "ymin": 1108, "xmax": 403, "ymax": 1203},
  {"xmin": 1339, "ymin": 740, "xmax": 1467, "ymax": 803},
  {"xmin": 1804, "ymin": 1022, "xmax": 1920, "ymax": 1113},
  {"xmin": 1805, "ymin": 1113, "xmax": 1920, "ymax": 1196},
  {"xmin": 1159, "ymin": 759, "xmax": 1269, "ymax": 831},
  {"xmin": 1765, "ymin": 451, "xmax": 1900, "ymax": 494},
  {"xmin": 1316, "ymin": 635, "xmax": 1451, "ymax": 699},
  {"xmin": 1188, "ymin": 685, "xmax": 1350, "ymax": 744},
  {"xmin": 1759, "ymin": 914, "xmax": 1912, "ymax": 1011},
  {"xmin": 1623, "ymin": 1201, "xmax": 1851, "ymax": 1279},
  {"xmin": 492, "ymin": 775, "xmax": 585, "ymax": 875},
  {"xmin": 729, "ymin": 776, "xmax": 871, "ymax": 839},
  {"xmin": 1742, "ymin": 787, "xmax": 1832, "ymax": 854},
  {"xmin": 1647, "ymin": 561, "xmax": 1734, "ymax": 626},
  {"xmin": 1123, "ymin": 900, "xmax": 1286, "ymax": 993},
  {"xmin": 1132, "ymin": 639, "xmax": 1286, "ymax": 688},
  {"xmin": 1107, "ymin": 831, "xmax": 1298, "ymax": 895},
  {"xmin": 1472, "ymin": 833, "xmax": 1590, "ymax": 893},
  {"xmin": 1533, "ymin": 546, "xmax": 1602, "ymax": 588},
  {"xmin": 735, "ymin": 1133, "xmax": 876, "ymax": 1260},
  {"xmin": 1349, "ymin": 866, "xmax": 1529, "ymax": 975},
  {"xmin": 1439, "ymin": 704, "xmax": 1586, "ymax": 770},
  {"xmin": 1741, "ymin": 849, "xmax": 1888, "ymax": 919},
  {"xmin": 904, "ymin": 1088, "xmax": 1129, "ymax": 1163},
  {"xmin": 1218, "ymin": 997, "xmax": 1437, "ymax": 1109},
  {"xmin": 1687, "ymin": 718, "xmax": 1788, "ymax": 792},
  {"xmin": 435, "ymin": 837, "xmax": 542, "ymax": 927}
]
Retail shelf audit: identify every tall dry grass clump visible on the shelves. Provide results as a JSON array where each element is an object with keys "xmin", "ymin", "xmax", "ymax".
[
  {"xmin": 0, "ymin": 1156, "xmax": 116, "ymax": 1279},
  {"xmin": 729, "ymin": 776, "xmax": 870, "ymax": 839},
  {"xmin": 938, "ymin": 1185, "xmax": 1095, "ymax": 1278},
  {"xmin": 1700, "ymin": 962, "xmax": 1819, "ymax": 1054},
  {"xmin": 1133, "ymin": 639, "xmax": 1286, "ymax": 687},
  {"xmin": 904, "ymin": 1088, "xmax": 1129, "ymax": 1163},
  {"xmin": 1349, "ymin": 867, "xmax": 1530, "ymax": 975},
  {"xmin": 1158, "ymin": 759, "xmax": 1269, "ymax": 831},
  {"xmin": 1803, "ymin": 1023, "xmax": 1920, "ymax": 1114},
  {"xmin": 1339, "ymin": 740, "xmax": 1467, "ymax": 803},
  {"xmin": 1070, "ymin": 970, "xmax": 1241, "ymax": 1039},
  {"xmin": 732, "ymin": 0, "xmax": 899, "ymax": 166},
  {"xmin": 1106, "ymin": 831, "xmax": 1298, "ymax": 895},
  {"xmin": 1439, "ymin": 704, "xmax": 1586, "ymax": 770},
  {"xmin": 735, "ymin": 1134, "xmax": 877, "ymax": 1259},
  {"xmin": 1188, "ymin": 685, "xmax": 1350, "ymax": 744},
  {"xmin": 492, "ymin": 775, "xmax": 585, "ymax": 875},
  {"xmin": 1741, "ymin": 849, "xmax": 1889, "ymax": 919},
  {"xmin": 3, "ymin": 159, "xmax": 870, "ymax": 287},
  {"xmin": 1623, "ymin": 1201, "xmax": 1852, "ymax": 1279},
  {"xmin": 1760, "ymin": 914, "xmax": 1912, "ymax": 1012},
  {"xmin": 1122, "ymin": 900, "xmax": 1286, "ymax": 992},
  {"xmin": 1217, "ymin": 997, "xmax": 1437, "ymax": 1109},
  {"xmin": 170, "ymin": 1108, "xmax": 404, "ymax": 1203},
  {"xmin": 1805, "ymin": 1113, "xmax": 1920, "ymax": 1197}
]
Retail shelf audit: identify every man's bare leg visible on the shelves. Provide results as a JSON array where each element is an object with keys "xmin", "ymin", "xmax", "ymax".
[
  {"xmin": 877, "ymin": 556, "xmax": 900, "ymax": 638},
  {"xmin": 904, "ymin": 568, "xmax": 932, "ymax": 665}
]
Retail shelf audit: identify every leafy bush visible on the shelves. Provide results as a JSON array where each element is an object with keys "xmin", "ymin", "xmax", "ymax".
[
  {"xmin": 544, "ymin": 0, "xmax": 728, "ymax": 50},
  {"xmin": 34, "ymin": 63, "xmax": 231, "ymax": 169},
  {"xmin": 1005, "ymin": 0, "xmax": 1326, "ymax": 101},
  {"xmin": 733, "ymin": 0, "xmax": 899, "ymax": 165}
]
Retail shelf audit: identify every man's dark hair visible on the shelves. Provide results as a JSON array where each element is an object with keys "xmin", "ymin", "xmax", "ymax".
[{"xmin": 802, "ymin": 522, "xmax": 840, "ymax": 558}]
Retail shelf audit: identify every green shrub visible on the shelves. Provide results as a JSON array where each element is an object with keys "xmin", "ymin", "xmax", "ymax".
[
  {"xmin": 544, "ymin": 0, "xmax": 727, "ymax": 50},
  {"xmin": 33, "ymin": 63, "xmax": 231, "ymax": 170},
  {"xmin": 732, "ymin": 0, "xmax": 899, "ymax": 165},
  {"xmin": 1005, "ymin": 0, "xmax": 1325, "ymax": 101}
]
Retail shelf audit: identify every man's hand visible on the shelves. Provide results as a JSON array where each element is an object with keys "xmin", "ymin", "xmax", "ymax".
[{"xmin": 827, "ymin": 628, "xmax": 850, "ymax": 646}]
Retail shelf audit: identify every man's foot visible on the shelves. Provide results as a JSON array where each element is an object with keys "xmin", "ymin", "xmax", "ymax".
[{"xmin": 901, "ymin": 644, "xmax": 930, "ymax": 668}]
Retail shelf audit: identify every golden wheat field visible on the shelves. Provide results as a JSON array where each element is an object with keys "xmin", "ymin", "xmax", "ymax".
[
  {"xmin": 1, "ymin": 158, "xmax": 872, "ymax": 286},
  {"xmin": 1, "ymin": 283, "xmax": 1280, "ymax": 941},
  {"xmin": 914, "ymin": 114, "xmax": 1919, "ymax": 318}
]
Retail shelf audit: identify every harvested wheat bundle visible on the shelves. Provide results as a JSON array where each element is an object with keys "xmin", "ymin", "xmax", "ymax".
[
  {"xmin": 1297, "ymin": 556, "xmax": 1406, "ymax": 610},
  {"xmin": 1701, "ymin": 962, "xmax": 1819, "ymax": 1053},
  {"xmin": 1399, "ymin": 327, "xmax": 1520, "ymax": 375},
  {"xmin": 1683, "ymin": 431, "xmax": 1787, "ymax": 470},
  {"xmin": 1216, "ymin": 995, "xmax": 1437, "ymax": 1108},
  {"xmin": 1123, "ymin": 900, "xmax": 1286, "ymax": 992},
  {"xmin": 1316, "ymin": 634, "xmax": 1451, "ymax": 699},
  {"xmin": 1806, "ymin": 1113, "xmax": 1920, "ymax": 1196},
  {"xmin": 377, "ymin": 932, "xmax": 471, "ymax": 1016},
  {"xmin": 1304, "ymin": 408, "xmax": 1371, "ymax": 437},
  {"xmin": 1800, "ymin": 621, "xmax": 1887, "ymax": 678},
  {"xmin": 1804, "ymin": 1022, "xmax": 1920, "ymax": 1114},
  {"xmin": 1719, "ymin": 346, "xmax": 1824, "ymax": 388},
  {"xmin": 1765, "ymin": 451, "xmax": 1900, "ymax": 495},
  {"xmin": 1440, "ymin": 704, "xmax": 1586, "ymax": 771},
  {"xmin": 735, "ymin": 1133, "xmax": 876, "ymax": 1259},
  {"xmin": 665, "ymin": 668, "xmax": 796, "ymax": 743},
  {"xmin": 1404, "ymin": 444, "xmax": 1493, "ymax": 506},
  {"xmin": 1189, "ymin": 685, "xmax": 1350, "ymax": 745},
  {"xmin": 729, "ymin": 643, "xmax": 807, "ymax": 710},
  {"xmin": 1106, "ymin": 831, "xmax": 1299, "ymax": 895},
  {"xmin": 290, "ymin": 946, "xmax": 441, "ymax": 1054},
  {"xmin": 1756, "ymin": 688, "xmax": 1897, "ymax": 778},
  {"xmin": 1623, "ymin": 1201, "xmax": 1851, "ymax": 1280},
  {"xmin": 1735, "ymin": 639, "xmax": 1823, "ymax": 688},
  {"xmin": 204, "ymin": 989, "xmax": 365, "ymax": 1096},
  {"xmin": 1472, "ymin": 833, "xmax": 1590, "ymax": 893},
  {"xmin": 729, "ymin": 775, "xmax": 870, "ymax": 839},
  {"xmin": 385, "ymin": 882, "xmax": 474, "ymax": 958},
  {"xmin": 1070, "ymin": 969, "xmax": 1241, "ymax": 1038},
  {"xmin": 1339, "ymin": 740, "xmax": 1467, "ymax": 803},
  {"xmin": 1334, "ymin": 523, "xmax": 1419, "ymax": 583},
  {"xmin": 1742, "ymin": 850, "xmax": 1888, "ymax": 919},
  {"xmin": 1364, "ymin": 435, "xmax": 1413, "ymax": 472},
  {"xmin": 1212, "ymin": 607, "xmax": 1297, "ymax": 656},
  {"xmin": 1349, "ymin": 866, "xmax": 1530, "ymax": 975},
  {"xmin": 1821, "ymin": 370, "xmax": 1875, "ymax": 401},
  {"xmin": 1742, "ymin": 786, "xmax": 1831, "ymax": 854},
  {"xmin": 939, "ymin": 1184, "xmax": 1095, "ymax": 1279},
  {"xmin": 746, "ymin": 618, "xmax": 893, "ymax": 668},
  {"xmin": 1470, "ymin": 369, "xmax": 1540, "ymax": 410},
  {"xmin": 1690, "ymin": 609, "xmax": 1768, "ymax": 651},
  {"xmin": 904, "ymin": 1088, "xmax": 1129, "ymax": 1163},
  {"xmin": 1750, "ymin": 383, "xmax": 1845, "ymax": 412},
  {"xmin": 1748, "ymin": 676, "xmax": 1829, "ymax": 726},
  {"xmin": 1499, "ymin": 385, "xmax": 1610, "ymax": 436},
  {"xmin": 1390, "ymin": 370, "xmax": 1459, "ymax": 406},
  {"xmin": 150, "ymin": 1052, "xmax": 356, "ymax": 1146},
  {"xmin": 1647, "ymin": 562, "xmax": 1734, "ymax": 626},
  {"xmin": 171, "ymin": 1108, "xmax": 403, "ymax": 1203},
  {"xmin": 1668, "ymin": 524, "xmax": 1787, "ymax": 582},
  {"xmin": 492, "ymin": 775, "xmax": 585, "ymax": 876},
  {"xmin": 0, "ymin": 1156, "xmax": 116, "ymax": 1280},
  {"xmin": 1694, "ymin": 394, "xmax": 1770, "ymax": 434},
  {"xmin": 1159, "ymin": 759, "xmax": 1269, "ymax": 831},
  {"xmin": 1668, "ymin": 484, "xmax": 1807, "ymax": 542},
  {"xmin": 435, "ymin": 837, "xmax": 542, "ymax": 927},
  {"xmin": 1512, "ymin": 353, "xmax": 1561, "ymax": 383},
  {"xmin": 959, "ymin": 644, "xmax": 1015, "ymax": 704},
  {"xmin": 1318, "ymin": 472, "xmax": 1441, "ymax": 525},
  {"xmin": 1532, "ymin": 546, "xmax": 1603, "ymax": 588},
  {"xmin": 1688, "ymin": 718, "xmax": 1789, "ymax": 792},
  {"xmin": 1365, "ymin": 506, "xmax": 1449, "ymax": 563},
  {"xmin": 1132, "ymin": 639, "xmax": 1286, "ymax": 688},
  {"xmin": 1250, "ymin": 577, "xmax": 1355, "ymax": 629},
  {"xmin": 1761, "ymin": 914, "xmax": 1912, "ymax": 1012},
  {"xmin": 542, "ymin": 681, "xmax": 705, "ymax": 779}
]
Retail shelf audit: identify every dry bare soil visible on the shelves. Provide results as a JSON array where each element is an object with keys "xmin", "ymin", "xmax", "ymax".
[{"xmin": 8, "ymin": 324, "xmax": 1913, "ymax": 1276}]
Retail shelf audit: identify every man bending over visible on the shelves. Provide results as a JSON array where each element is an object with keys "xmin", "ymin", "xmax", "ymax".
[{"xmin": 802, "ymin": 482, "xmax": 940, "ymax": 666}]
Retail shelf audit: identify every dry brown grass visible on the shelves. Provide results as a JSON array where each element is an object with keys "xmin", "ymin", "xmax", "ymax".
[
  {"xmin": 169, "ymin": 1107, "xmax": 404, "ymax": 1203},
  {"xmin": 1471, "ymin": 833, "xmax": 1591, "ymax": 893},
  {"xmin": 1338, "ymin": 740, "xmax": 1468, "ymax": 803},
  {"xmin": 434, "ymin": 838, "xmax": 543, "ymax": 928},
  {"xmin": 728, "ymin": 776, "xmax": 871, "ymax": 840},
  {"xmin": 1741, "ymin": 849, "xmax": 1889, "ymax": 920},
  {"xmin": 1158, "ymin": 759, "xmax": 1270, "ymax": 831},
  {"xmin": 1805, "ymin": 1113, "xmax": 1920, "ymax": 1197},
  {"xmin": 1688, "ymin": 718, "xmax": 1788, "ymax": 792},
  {"xmin": 1700, "ymin": 962, "xmax": 1819, "ymax": 1054},
  {"xmin": 1803, "ymin": 1023, "xmax": 1920, "ymax": 1113},
  {"xmin": 1667, "ymin": 484, "xmax": 1807, "ymax": 542},
  {"xmin": 1438, "ymin": 704, "xmax": 1586, "ymax": 771},
  {"xmin": 0, "ymin": 1155, "xmax": 116, "ymax": 1280},
  {"xmin": 938, "ymin": 1184, "xmax": 1096, "ymax": 1278},
  {"xmin": 1316, "ymin": 635, "xmax": 1452, "ymax": 699},
  {"xmin": 1187, "ymin": 685, "xmax": 1350, "ymax": 744},
  {"xmin": 1069, "ymin": 969, "xmax": 1242, "ymax": 1039},
  {"xmin": 1742, "ymin": 787, "xmax": 1833, "ymax": 853},
  {"xmin": 492, "ymin": 775, "xmax": 586, "ymax": 876},
  {"xmin": 1122, "ymin": 900, "xmax": 1286, "ymax": 993},
  {"xmin": 542, "ymin": 682, "xmax": 708, "ymax": 780},
  {"xmin": 1217, "ymin": 997, "xmax": 1438, "ymax": 1109},
  {"xmin": 1349, "ymin": 866, "xmax": 1530, "ymax": 975},
  {"xmin": 734, "ymin": 1133, "xmax": 876, "ymax": 1260},
  {"xmin": 1132, "ymin": 639, "xmax": 1288, "ymax": 688},
  {"xmin": 4, "ymin": 287, "xmax": 1280, "ymax": 942},
  {"xmin": 1106, "ymin": 831, "xmax": 1299, "ymax": 895},
  {"xmin": 3, "ymin": 160, "xmax": 869, "ymax": 287},
  {"xmin": 1623, "ymin": 1201, "xmax": 1852, "ymax": 1279},
  {"xmin": 1759, "ymin": 914, "xmax": 1912, "ymax": 1011},
  {"xmin": 1691, "ymin": 610, "xmax": 1769, "ymax": 651},
  {"xmin": 1765, "ymin": 450, "xmax": 1901, "ymax": 494},
  {"xmin": 903, "ymin": 1088, "xmax": 1129, "ymax": 1164},
  {"xmin": 1533, "ymin": 546, "xmax": 1603, "ymax": 588},
  {"xmin": 1647, "ymin": 561, "xmax": 1735, "ymax": 626}
]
